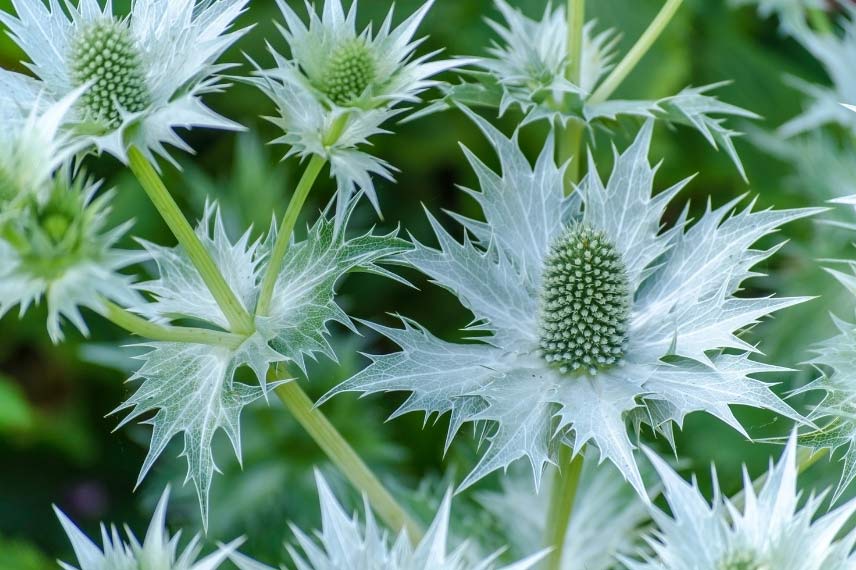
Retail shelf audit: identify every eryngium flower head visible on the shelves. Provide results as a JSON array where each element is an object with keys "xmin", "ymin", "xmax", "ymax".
[
  {"xmin": 325, "ymin": 112, "xmax": 817, "ymax": 495},
  {"xmin": 0, "ymin": 171, "xmax": 142, "ymax": 342},
  {"xmin": 624, "ymin": 433, "xmax": 856, "ymax": 570},
  {"xmin": 452, "ymin": 0, "xmax": 756, "ymax": 178},
  {"xmin": 54, "ymin": 486, "xmax": 242, "ymax": 570},
  {"xmin": 230, "ymin": 472, "xmax": 546, "ymax": 570},
  {"xmin": 252, "ymin": 0, "xmax": 464, "ymax": 227},
  {"xmin": 0, "ymin": 0, "xmax": 249, "ymax": 163},
  {"xmin": 780, "ymin": 9, "xmax": 856, "ymax": 137}
]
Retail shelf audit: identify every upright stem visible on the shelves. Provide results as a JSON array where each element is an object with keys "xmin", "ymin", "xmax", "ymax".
[
  {"xmin": 589, "ymin": 0, "xmax": 684, "ymax": 104},
  {"xmin": 102, "ymin": 301, "xmax": 244, "ymax": 349},
  {"xmin": 127, "ymin": 147, "xmax": 254, "ymax": 335},
  {"xmin": 255, "ymin": 154, "xmax": 327, "ymax": 316},
  {"xmin": 275, "ymin": 380, "xmax": 424, "ymax": 542},
  {"xmin": 561, "ymin": 0, "xmax": 586, "ymax": 189},
  {"xmin": 544, "ymin": 447, "xmax": 585, "ymax": 570}
]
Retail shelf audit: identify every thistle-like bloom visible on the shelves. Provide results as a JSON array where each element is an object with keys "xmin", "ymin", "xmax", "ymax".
[
  {"xmin": 55, "ymin": 486, "xmax": 242, "ymax": 570},
  {"xmin": 116, "ymin": 202, "xmax": 407, "ymax": 525},
  {"xmin": 793, "ymin": 254, "xmax": 856, "ymax": 503},
  {"xmin": 253, "ymin": 0, "xmax": 464, "ymax": 225},
  {"xmin": 326, "ymin": 113, "xmax": 816, "ymax": 494},
  {"xmin": 0, "ymin": 0, "xmax": 249, "ymax": 163},
  {"xmin": 0, "ymin": 172, "xmax": 142, "ymax": 342},
  {"xmin": 428, "ymin": 0, "xmax": 756, "ymax": 178},
  {"xmin": 230, "ymin": 472, "xmax": 546, "ymax": 570},
  {"xmin": 624, "ymin": 433, "xmax": 856, "ymax": 570},
  {"xmin": 780, "ymin": 10, "xmax": 856, "ymax": 137},
  {"xmin": 479, "ymin": 458, "xmax": 653, "ymax": 570}
]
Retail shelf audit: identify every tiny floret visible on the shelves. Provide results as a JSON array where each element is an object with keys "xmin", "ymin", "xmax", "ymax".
[
  {"xmin": 539, "ymin": 225, "xmax": 630, "ymax": 375},
  {"xmin": 70, "ymin": 19, "xmax": 150, "ymax": 127}
]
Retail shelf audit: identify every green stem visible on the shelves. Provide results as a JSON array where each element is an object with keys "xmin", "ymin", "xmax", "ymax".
[
  {"xmin": 589, "ymin": 0, "xmax": 684, "ymax": 104},
  {"xmin": 561, "ymin": 0, "xmax": 586, "ymax": 190},
  {"xmin": 274, "ymin": 380, "xmax": 424, "ymax": 542},
  {"xmin": 255, "ymin": 154, "xmax": 327, "ymax": 317},
  {"xmin": 102, "ymin": 301, "xmax": 244, "ymax": 349},
  {"xmin": 127, "ymin": 147, "xmax": 254, "ymax": 335},
  {"xmin": 544, "ymin": 447, "xmax": 585, "ymax": 570}
]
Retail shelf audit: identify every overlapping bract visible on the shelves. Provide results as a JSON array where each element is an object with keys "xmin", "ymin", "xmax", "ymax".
[
  {"xmin": 326, "ymin": 110, "xmax": 815, "ymax": 496},
  {"xmin": 55, "ymin": 486, "xmax": 242, "ymax": 570},
  {"xmin": 252, "ymin": 0, "xmax": 464, "ymax": 227},
  {"xmin": 0, "ymin": 0, "xmax": 249, "ymax": 162},
  {"xmin": 626, "ymin": 434, "xmax": 856, "ymax": 570},
  {"xmin": 118, "ymin": 203, "xmax": 407, "ymax": 525},
  {"xmin": 230, "ymin": 472, "xmax": 546, "ymax": 570},
  {"xmin": 422, "ymin": 0, "xmax": 756, "ymax": 178}
]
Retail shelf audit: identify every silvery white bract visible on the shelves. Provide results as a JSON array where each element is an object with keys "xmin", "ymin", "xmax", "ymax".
[
  {"xmin": 0, "ymin": 0, "xmax": 249, "ymax": 163},
  {"xmin": 0, "ymin": 89, "xmax": 83, "ymax": 207},
  {"xmin": 229, "ymin": 472, "xmax": 546, "ymax": 570},
  {"xmin": 0, "ymin": 174, "xmax": 143, "ymax": 343},
  {"xmin": 55, "ymin": 486, "xmax": 242, "ymax": 570},
  {"xmin": 252, "ymin": 0, "xmax": 464, "ymax": 227},
  {"xmin": 326, "ymin": 112, "xmax": 816, "ymax": 495},
  {"xmin": 793, "ymin": 257, "xmax": 856, "ymax": 504},
  {"xmin": 729, "ymin": 0, "xmax": 824, "ymax": 33},
  {"xmin": 624, "ymin": 433, "xmax": 856, "ymax": 570},
  {"xmin": 116, "ymin": 203, "xmax": 408, "ymax": 525},
  {"xmin": 479, "ymin": 458, "xmax": 653, "ymax": 570},
  {"xmin": 425, "ymin": 0, "xmax": 757, "ymax": 179},
  {"xmin": 780, "ymin": 11, "xmax": 856, "ymax": 137}
]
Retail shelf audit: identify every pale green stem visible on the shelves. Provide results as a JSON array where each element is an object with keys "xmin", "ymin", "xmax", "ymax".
[
  {"xmin": 589, "ymin": 0, "xmax": 684, "ymax": 105},
  {"xmin": 127, "ymin": 147, "xmax": 254, "ymax": 335},
  {"xmin": 561, "ymin": 0, "xmax": 586, "ymax": 190},
  {"xmin": 275, "ymin": 380, "xmax": 424, "ymax": 542},
  {"xmin": 102, "ymin": 301, "xmax": 244, "ymax": 349},
  {"xmin": 730, "ymin": 446, "xmax": 829, "ymax": 509},
  {"xmin": 544, "ymin": 447, "xmax": 585, "ymax": 570},
  {"xmin": 255, "ymin": 154, "xmax": 327, "ymax": 317}
]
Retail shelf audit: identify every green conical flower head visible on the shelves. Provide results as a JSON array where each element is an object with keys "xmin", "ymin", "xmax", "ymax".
[
  {"xmin": 318, "ymin": 38, "xmax": 376, "ymax": 106},
  {"xmin": 538, "ymin": 225, "xmax": 630, "ymax": 375},
  {"xmin": 69, "ymin": 19, "xmax": 150, "ymax": 128}
]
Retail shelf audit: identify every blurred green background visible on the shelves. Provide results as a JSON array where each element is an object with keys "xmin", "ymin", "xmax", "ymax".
[{"xmin": 0, "ymin": 0, "xmax": 850, "ymax": 567}]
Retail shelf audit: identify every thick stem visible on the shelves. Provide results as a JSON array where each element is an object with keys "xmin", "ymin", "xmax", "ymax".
[
  {"xmin": 544, "ymin": 447, "xmax": 585, "ymax": 570},
  {"xmin": 589, "ymin": 0, "xmax": 684, "ymax": 104},
  {"xmin": 127, "ymin": 147, "xmax": 254, "ymax": 335},
  {"xmin": 561, "ymin": 0, "xmax": 586, "ymax": 190},
  {"xmin": 275, "ymin": 380, "xmax": 424, "ymax": 542},
  {"xmin": 102, "ymin": 301, "xmax": 244, "ymax": 349},
  {"xmin": 255, "ymin": 154, "xmax": 327, "ymax": 317}
]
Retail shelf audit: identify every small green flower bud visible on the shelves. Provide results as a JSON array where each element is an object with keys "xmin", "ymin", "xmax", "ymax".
[{"xmin": 318, "ymin": 38, "xmax": 376, "ymax": 106}]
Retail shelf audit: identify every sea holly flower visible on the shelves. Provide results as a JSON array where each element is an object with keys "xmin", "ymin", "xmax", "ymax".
[
  {"xmin": 780, "ymin": 12, "xmax": 856, "ymax": 137},
  {"xmin": 252, "ymin": 0, "xmax": 465, "ymax": 226},
  {"xmin": 0, "ymin": 171, "xmax": 143, "ymax": 343},
  {"xmin": 421, "ymin": 0, "xmax": 757, "ymax": 179},
  {"xmin": 116, "ymin": 202, "xmax": 408, "ymax": 525},
  {"xmin": 624, "ymin": 433, "xmax": 856, "ymax": 570},
  {"xmin": 479, "ymin": 458, "xmax": 654, "ymax": 570},
  {"xmin": 325, "ymin": 112, "xmax": 816, "ymax": 495},
  {"xmin": 229, "ymin": 472, "xmax": 547, "ymax": 570},
  {"xmin": 54, "ymin": 486, "xmax": 243, "ymax": 570},
  {"xmin": 0, "ymin": 0, "xmax": 249, "ymax": 163},
  {"xmin": 792, "ymin": 254, "xmax": 856, "ymax": 503}
]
